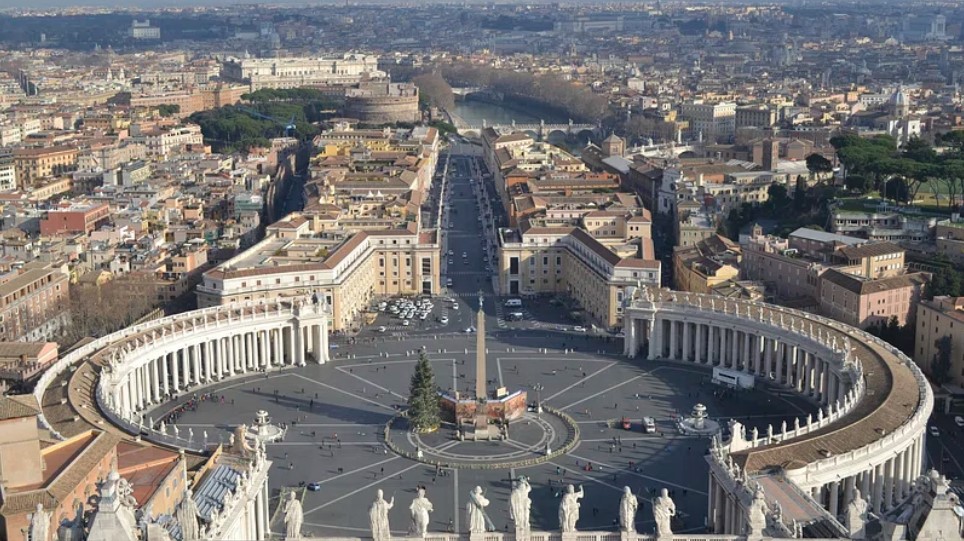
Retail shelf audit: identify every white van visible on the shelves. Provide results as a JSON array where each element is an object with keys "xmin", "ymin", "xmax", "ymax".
[{"xmin": 504, "ymin": 298, "xmax": 523, "ymax": 308}]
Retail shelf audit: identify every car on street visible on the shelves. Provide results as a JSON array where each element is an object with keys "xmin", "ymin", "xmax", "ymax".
[
  {"xmin": 440, "ymin": 317, "xmax": 449, "ymax": 325},
  {"xmin": 929, "ymin": 426, "xmax": 940, "ymax": 437},
  {"xmin": 378, "ymin": 326, "xmax": 387, "ymax": 333},
  {"xmin": 464, "ymin": 326, "xmax": 476, "ymax": 333},
  {"xmin": 573, "ymin": 326, "xmax": 587, "ymax": 332},
  {"xmin": 955, "ymin": 416, "xmax": 964, "ymax": 428},
  {"xmin": 452, "ymin": 303, "xmax": 459, "ymax": 310},
  {"xmin": 402, "ymin": 320, "xmax": 410, "ymax": 326},
  {"xmin": 307, "ymin": 482, "xmax": 322, "ymax": 491},
  {"xmin": 642, "ymin": 417, "xmax": 657, "ymax": 433},
  {"xmin": 448, "ymin": 259, "xmax": 453, "ymax": 265},
  {"xmin": 446, "ymin": 278, "xmax": 453, "ymax": 286}
]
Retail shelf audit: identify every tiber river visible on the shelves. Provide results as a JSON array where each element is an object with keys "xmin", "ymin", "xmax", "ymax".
[{"xmin": 451, "ymin": 99, "xmax": 567, "ymax": 127}]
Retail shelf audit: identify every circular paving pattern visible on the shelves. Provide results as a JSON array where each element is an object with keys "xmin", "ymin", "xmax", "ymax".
[{"xmin": 386, "ymin": 410, "xmax": 577, "ymax": 469}]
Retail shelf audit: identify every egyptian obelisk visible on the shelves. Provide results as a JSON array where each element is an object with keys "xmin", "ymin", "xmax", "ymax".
[
  {"xmin": 475, "ymin": 292, "xmax": 486, "ymax": 400},
  {"xmin": 473, "ymin": 292, "xmax": 491, "ymax": 439}
]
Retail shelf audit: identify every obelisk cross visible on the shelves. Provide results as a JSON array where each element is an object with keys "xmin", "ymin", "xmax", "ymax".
[{"xmin": 475, "ymin": 291, "xmax": 486, "ymax": 400}]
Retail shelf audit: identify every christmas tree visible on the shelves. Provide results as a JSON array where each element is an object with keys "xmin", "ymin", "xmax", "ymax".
[{"xmin": 407, "ymin": 350, "xmax": 441, "ymax": 433}]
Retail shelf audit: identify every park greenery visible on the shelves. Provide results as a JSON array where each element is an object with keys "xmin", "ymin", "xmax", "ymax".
[
  {"xmin": 189, "ymin": 90, "xmax": 340, "ymax": 152},
  {"xmin": 723, "ymin": 181, "xmax": 832, "ymax": 240},
  {"xmin": 408, "ymin": 351, "xmax": 441, "ymax": 433},
  {"xmin": 831, "ymin": 132, "xmax": 964, "ymax": 208}
]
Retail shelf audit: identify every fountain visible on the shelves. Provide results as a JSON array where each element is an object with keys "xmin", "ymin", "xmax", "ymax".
[
  {"xmin": 245, "ymin": 410, "xmax": 286, "ymax": 444},
  {"xmin": 677, "ymin": 403, "xmax": 721, "ymax": 436}
]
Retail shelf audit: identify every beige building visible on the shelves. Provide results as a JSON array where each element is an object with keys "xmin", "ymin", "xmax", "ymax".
[
  {"xmin": 221, "ymin": 54, "xmax": 380, "ymax": 90},
  {"xmin": 197, "ymin": 218, "xmax": 440, "ymax": 331},
  {"xmin": 497, "ymin": 225, "xmax": 660, "ymax": 331},
  {"xmin": 935, "ymin": 218, "xmax": 964, "ymax": 264},
  {"xmin": 818, "ymin": 268, "xmax": 928, "ymax": 329},
  {"xmin": 914, "ymin": 296, "xmax": 964, "ymax": 387},
  {"xmin": 673, "ymin": 235, "xmax": 741, "ymax": 294},
  {"xmin": 12, "ymin": 145, "xmax": 78, "ymax": 188}
]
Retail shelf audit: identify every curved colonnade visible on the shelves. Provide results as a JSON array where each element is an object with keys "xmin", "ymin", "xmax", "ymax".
[
  {"xmin": 622, "ymin": 287, "xmax": 933, "ymax": 534},
  {"xmin": 34, "ymin": 299, "xmax": 330, "ymax": 451}
]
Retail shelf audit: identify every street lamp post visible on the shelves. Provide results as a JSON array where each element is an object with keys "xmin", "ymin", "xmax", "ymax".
[{"xmin": 532, "ymin": 383, "xmax": 544, "ymax": 413}]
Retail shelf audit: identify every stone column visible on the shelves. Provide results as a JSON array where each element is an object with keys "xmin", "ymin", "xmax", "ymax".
[
  {"xmin": 695, "ymin": 323, "xmax": 704, "ymax": 363},
  {"xmin": 160, "ymin": 355, "xmax": 169, "ymax": 396},
  {"xmin": 274, "ymin": 328, "xmax": 284, "ymax": 365},
  {"xmin": 742, "ymin": 333, "xmax": 752, "ymax": 372},
  {"xmin": 872, "ymin": 462, "xmax": 885, "ymax": 512},
  {"xmin": 171, "ymin": 352, "xmax": 181, "ymax": 391},
  {"xmin": 731, "ymin": 330, "xmax": 740, "ymax": 369},
  {"xmin": 682, "ymin": 320, "xmax": 692, "ymax": 361},
  {"xmin": 861, "ymin": 469, "xmax": 871, "ymax": 498},
  {"xmin": 192, "ymin": 344, "xmax": 201, "ymax": 384},
  {"xmin": 884, "ymin": 458, "xmax": 896, "ymax": 510},
  {"xmin": 152, "ymin": 359, "xmax": 161, "ymax": 402},
  {"xmin": 829, "ymin": 480, "xmax": 840, "ymax": 518},
  {"xmin": 668, "ymin": 319, "xmax": 679, "ymax": 360}
]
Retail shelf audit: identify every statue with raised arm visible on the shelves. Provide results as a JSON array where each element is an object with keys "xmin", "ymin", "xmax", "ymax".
[
  {"xmin": 653, "ymin": 488, "xmax": 676, "ymax": 537},
  {"xmin": 510, "ymin": 477, "xmax": 532, "ymax": 533},
  {"xmin": 370, "ymin": 489, "xmax": 394, "ymax": 541},
  {"xmin": 29, "ymin": 503, "xmax": 50, "ymax": 541},
  {"xmin": 619, "ymin": 486, "xmax": 639, "ymax": 533},
  {"xmin": 283, "ymin": 491, "xmax": 304, "ymax": 539},
  {"xmin": 844, "ymin": 489, "xmax": 869, "ymax": 539},
  {"xmin": 558, "ymin": 484, "xmax": 584, "ymax": 532},
  {"xmin": 177, "ymin": 489, "xmax": 201, "ymax": 541},
  {"xmin": 467, "ymin": 486, "xmax": 491, "ymax": 533},
  {"xmin": 409, "ymin": 486, "xmax": 433, "ymax": 538}
]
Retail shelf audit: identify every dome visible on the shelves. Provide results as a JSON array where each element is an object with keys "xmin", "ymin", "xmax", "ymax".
[{"xmin": 891, "ymin": 85, "xmax": 909, "ymax": 106}]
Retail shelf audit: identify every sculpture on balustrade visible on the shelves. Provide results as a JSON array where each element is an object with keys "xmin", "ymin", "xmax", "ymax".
[
  {"xmin": 467, "ymin": 486, "xmax": 491, "ymax": 533},
  {"xmin": 283, "ymin": 491, "xmax": 304, "ymax": 539},
  {"xmin": 558, "ymin": 484, "xmax": 584, "ymax": 532},
  {"xmin": 177, "ymin": 489, "xmax": 201, "ymax": 541},
  {"xmin": 619, "ymin": 486, "xmax": 639, "ymax": 533},
  {"xmin": 409, "ymin": 486, "xmax": 433, "ymax": 538},
  {"xmin": 747, "ymin": 485, "xmax": 768, "ymax": 537},
  {"xmin": 29, "ymin": 503, "xmax": 50, "ymax": 541},
  {"xmin": 844, "ymin": 489, "xmax": 869, "ymax": 539},
  {"xmin": 117, "ymin": 476, "xmax": 138, "ymax": 509},
  {"xmin": 652, "ymin": 488, "xmax": 676, "ymax": 537},
  {"xmin": 510, "ymin": 477, "xmax": 532, "ymax": 534},
  {"xmin": 369, "ymin": 489, "xmax": 394, "ymax": 541},
  {"xmin": 56, "ymin": 505, "xmax": 84, "ymax": 541}
]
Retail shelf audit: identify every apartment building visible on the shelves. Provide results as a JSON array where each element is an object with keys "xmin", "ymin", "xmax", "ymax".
[
  {"xmin": 12, "ymin": 145, "xmax": 78, "ymax": 188},
  {"xmin": 735, "ymin": 105, "xmax": 777, "ymax": 130},
  {"xmin": 196, "ymin": 219, "xmax": 440, "ymax": 331},
  {"xmin": 818, "ymin": 268, "xmax": 928, "ymax": 329},
  {"xmin": 831, "ymin": 200, "xmax": 938, "ymax": 244},
  {"xmin": 0, "ymin": 266, "xmax": 69, "ymax": 342},
  {"xmin": 935, "ymin": 217, "xmax": 964, "ymax": 264},
  {"xmin": 0, "ymin": 341, "xmax": 58, "ymax": 390},
  {"xmin": 497, "ymin": 224, "xmax": 660, "ymax": 331},
  {"xmin": 914, "ymin": 296, "xmax": 964, "ymax": 387},
  {"xmin": 129, "ymin": 124, "xmax": 204, "ymax": 157},
  {"xmin": 40, "ymin": 202, "xmax": 111, "ymax": 237},
  {"xmin": 0, "ymin": 161, "xmax": 16, "ymax": 192},
  {"xmin": 673, "ymin": 235, "xmax": 741, "ymax": 294}
]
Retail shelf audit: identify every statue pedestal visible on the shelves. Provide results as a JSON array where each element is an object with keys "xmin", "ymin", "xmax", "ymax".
[
  {"xmin": 515, "ymin": 527, "xmax": 530, "ymax": 541},
  {"xmin": 469, "ymin": 533, "xmax": 489, "ymax": 541},
  {"xmin": 621, "ymin": 531, "xmax": 637, "ymax": 541},
  {"xmin": 562, "ymin": 532, "xmax": 580, "ymax": 541}
]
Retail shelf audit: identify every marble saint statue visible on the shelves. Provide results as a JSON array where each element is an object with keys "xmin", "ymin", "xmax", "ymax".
[
  {"xmin": 29, "ymin": 503, "xmax": 50, "ymax": 541},
  {"xmin": 619, "ymin": 486, "xmax": 639, "ymax": 533},
  {"xmin": 369, "ymin": 489, "xmax": 394, "ymax": 541},
  {"xmin": 747, "ymin": 485, "xmax": 768, "ymax": 537},
  {"xmin": 177, "ymin": 489, "xmax": 201, "ymax": 541},
  {"xmin": 409, "ymin": 487, "xmax": 433, "ymax": 537},
  {"xmin": 283, "ymin": 491, "xmax": 304, "ymax": 539},
  {"xmin": 510, "ymin": 477, "xmax": 532, "ymax": 533},
  {"xmin": 844, "ymin": 489, "xmax": 870, "ymax": 539},
  {"xmin": 467, "ymin": 486, "xmax": 490, "ymax": 533},
  {"xmin": 558, "ymin": 484, "xmax": 584, "ymax": 532},
  {"xmin": 653, "ymin": 488, "xmax": 676, "ymax": 537}
]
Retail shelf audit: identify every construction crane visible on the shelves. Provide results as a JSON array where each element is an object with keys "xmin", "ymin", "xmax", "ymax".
[{"xmin": 238, "ymin": 106, "xmax": 298, "ymax": 137}]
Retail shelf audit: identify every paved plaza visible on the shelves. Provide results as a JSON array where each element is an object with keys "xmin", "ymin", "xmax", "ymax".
[{"xmin": 154, "ymin": 330, "xmax": 813, "ymax": 538}]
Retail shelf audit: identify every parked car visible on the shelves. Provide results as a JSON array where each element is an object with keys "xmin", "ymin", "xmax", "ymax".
[
  {"xmin": 307, "ymin": 482, "xmax": 322, "ymax": 491},
  {"xmin": 955, "ymin": 416, "xmax": 964, "ymax": 428},
  {"xmin": 929, "ymin": 426, "xmax": 940, "ymax": 437}
]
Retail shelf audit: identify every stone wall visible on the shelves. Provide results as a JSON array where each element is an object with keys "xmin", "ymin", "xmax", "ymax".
[{"xmin": 344, "ymin": 94, "xmax": 420, "ymax": 125}]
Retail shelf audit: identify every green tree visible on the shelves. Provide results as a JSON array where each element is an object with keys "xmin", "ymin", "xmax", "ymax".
[
  {"xmin": 927, "ymin": 266, "xmax": 963, "ymax": 299},
  {"xmin": 157, "ymin": 104, "xmax": 181, "ymax": 117},
  {"xmin": 805, "ymin": 153, "xmax": 833, "ymax": 182},
  {"xmin": 407, "ymin": 351, "xmax": 441, "ymax": 432},
  {"xmin": 931, "ymin": 335, "xmax": 953, "ymax": 385}
]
